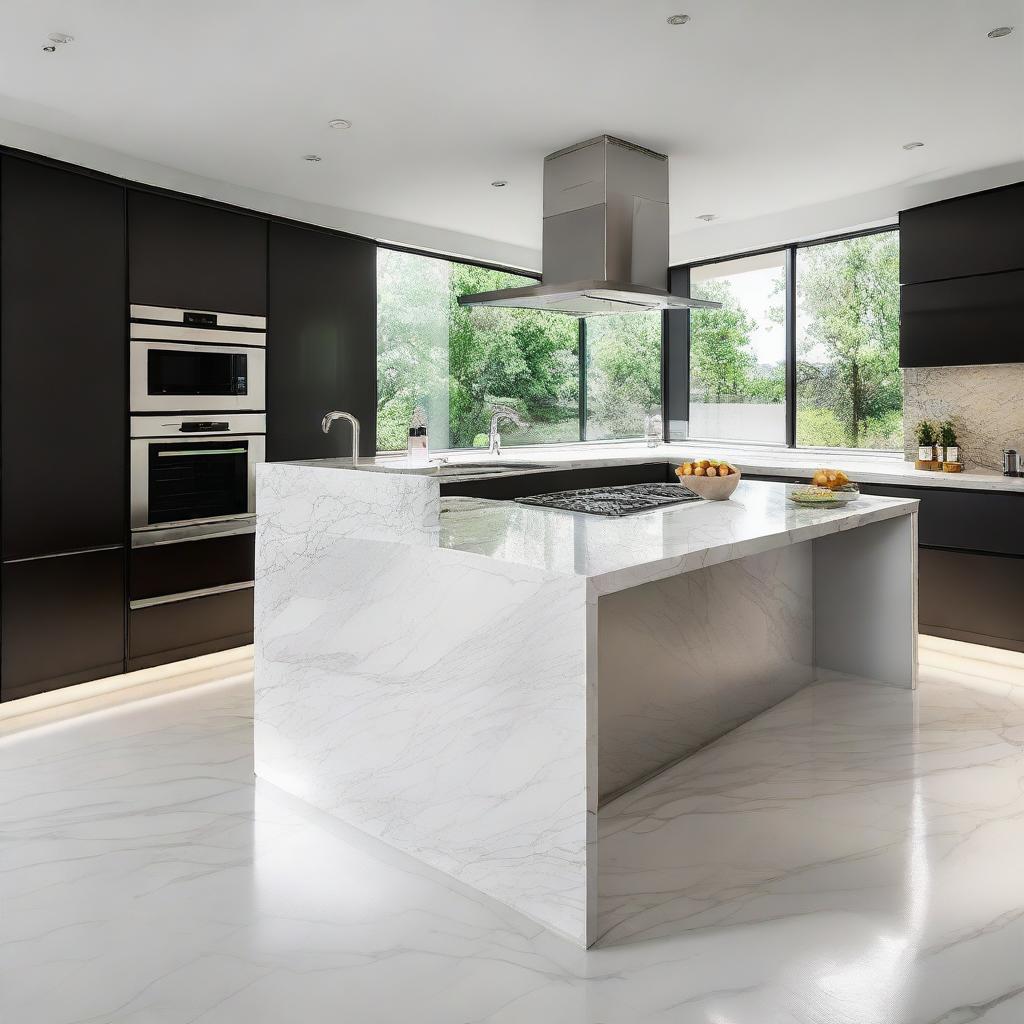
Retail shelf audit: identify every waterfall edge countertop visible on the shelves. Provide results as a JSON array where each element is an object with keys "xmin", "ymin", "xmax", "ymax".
[{"xmin": 289, "ymin": 440, "xmax": 1024, "ymax": 492}]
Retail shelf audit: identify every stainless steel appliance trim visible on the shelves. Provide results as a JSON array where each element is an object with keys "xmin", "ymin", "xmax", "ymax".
[
  {"xmin": 156, "ymin": 447, "xmax": 248, "ymax": 458},
  {"xmin": 130, "ymin": 323, "xmax": 266, "ymax": 347},
  {"xmin": 3, "ymin": 543, "xmax": 124, "ymax": 565},
  {"xmin": 130, "ymin": 413, "xmax": 266, "ymax": 438},
  {"xmin": 129, "ymin": 579, "xmax": 254, "ymax": 611},
  {"xmin": 130, "ymin": 431, "xmax": 265, "ymax": 532},
  {"xmin": 130, "ymin": 305, "xmax": 267, "ymax": 331},
  {"xmin": 129, "ymin": 340, "xmax": 266, "ymax": 413},
  {"xmin": 131, "ymin": 517, "xmax": 256, "ymax": 548}
]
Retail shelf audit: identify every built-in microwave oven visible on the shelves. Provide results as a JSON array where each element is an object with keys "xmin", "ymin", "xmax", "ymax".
[
  {"xmin": 130, "ymin": 413, "xmax": 265, "ymax": 542},
  {"xmin": 129, "ymin": 305, "xmax": 266, "ymax": 413}
]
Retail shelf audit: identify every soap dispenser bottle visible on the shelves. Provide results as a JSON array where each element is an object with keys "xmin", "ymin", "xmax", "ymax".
[{"xmin": 407, "ymin": 406, "xmax": 429, "ymax": 465}]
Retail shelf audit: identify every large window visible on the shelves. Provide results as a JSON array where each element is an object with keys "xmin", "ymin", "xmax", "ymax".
[
  {"xmin": 377, "ymin": 249, "xmax": 661, "ymax": 451},
  {"xmin": 688, "ymin": 252, "xmax": 787, "ymax": 443},
  {"xmin": 796, "ymin": 232, "xmax": 902, "ymax": 448},
  {"xmin": 683, "ymin": 228, "xmax": 902, "ymax": 450},
  {"xmin": 585, "ymin": 312, "xmax": 662, "ymax": 441}
]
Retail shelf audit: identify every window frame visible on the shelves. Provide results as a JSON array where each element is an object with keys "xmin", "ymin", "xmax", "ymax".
[
  {"xmin": 669, "ymin": 224, "xmax": 900, "ymax": 452},
  {"xmin": 376, "ymin": 243, "xmax": 662, "ymax": 450}
]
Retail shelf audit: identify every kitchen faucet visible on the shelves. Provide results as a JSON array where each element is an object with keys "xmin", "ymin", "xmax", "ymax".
[
  {"xmin": 487, "ymin": 406, "xmax": 528, "ymax": 456},
  {"xmin": 321, "ymin": 411, "xmax": 361, "ymax": 465}
]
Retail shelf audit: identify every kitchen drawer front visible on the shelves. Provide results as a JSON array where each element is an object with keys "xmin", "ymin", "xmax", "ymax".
[
  {"xmin": 857, "ymin": 483, "xmax": 1024, "ymax": 556},
  {"xmin": 1, "ymin": 547, "xmax": 125, "ymax": 702},
  {"xmin": 439, "ymin": 462, "xmax": 670, "ymax": 500},
  {"xmin": 129, "ymin": 532, "xmax": 255, "ymax": 601},
  {"xmin": 920, "ymin": 548, "xmax": 1024, "ymax": 653},
  {"xmin": 744, "ymin": 474, "xmax": 1024, "ymax": 558},
  {"xmin": 128, "ymin": 586, "xmax": 253, "ymax": 670}
]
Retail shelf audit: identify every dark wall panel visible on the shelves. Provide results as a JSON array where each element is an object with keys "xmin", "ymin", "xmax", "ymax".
[
  {"xmin": 1, "ymin": 156, "xmax": 127, "ymax": 560},
  {"xmin": 267, "ymin": 222, "xmax": 377, "ymax": 461}
]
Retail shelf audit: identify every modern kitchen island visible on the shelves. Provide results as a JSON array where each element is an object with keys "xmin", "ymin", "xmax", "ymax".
[{"xmin": 253, "ymin": 457, "xmax": 918, "ymax": 948}]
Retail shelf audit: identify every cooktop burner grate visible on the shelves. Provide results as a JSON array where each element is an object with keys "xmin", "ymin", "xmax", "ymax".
[{"xmin": 515, "ymin": 482, "xmax": 703, "ymax": 517}]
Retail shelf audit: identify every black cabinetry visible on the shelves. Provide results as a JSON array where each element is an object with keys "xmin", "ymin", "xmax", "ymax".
[
  {"xmin": 0, "ymin": 156, "xmax": 128, "ymax": 701},
  {"xmin": 899, "ymin": 183, "xmax": 1024, "ymax": 285},
  {"xmin": 128, "ymin": 190, "xmax": 268, "ymax": 315},
  {"xmin": 1, "ymin": 548, "xmax": 125, "ymax": 702},
  {"xmin": 899, "ymin": 181, "xmax": 1024, "ymax": 367},
  {"xmin": 1, "ymin": 157, "xmax": 126, "ymax": 560},
  {"xmin": 267, "ymin": 222, "xmax": 376, "ymax": 461}
]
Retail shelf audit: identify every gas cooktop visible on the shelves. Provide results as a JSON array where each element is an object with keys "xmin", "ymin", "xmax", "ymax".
[{"xmin": 515, "ymin": 482, "xmax": 702, "ymax": 517}]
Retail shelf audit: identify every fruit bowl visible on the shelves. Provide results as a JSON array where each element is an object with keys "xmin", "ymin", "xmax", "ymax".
[{"xmin": 680, "ymin": 469, "xmax": 742, "ymax": 501}]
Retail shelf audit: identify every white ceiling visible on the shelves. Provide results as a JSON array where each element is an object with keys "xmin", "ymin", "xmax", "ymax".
[{"xmin": 1, "ymin": 0, "xmax": 1022, "ymax": 264}]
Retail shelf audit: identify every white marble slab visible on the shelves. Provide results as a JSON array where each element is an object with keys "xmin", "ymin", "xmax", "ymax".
[
  {"xmin": 255, "ymin": 465, "xmax": 595, "ymax": 945},
  {"xmin": 439, "ymin": 481, "xmax": 916, "ymax": 596},
  {"xmin": 289, "ymin": 440, "xmax": 1024, "ymax": 492}
]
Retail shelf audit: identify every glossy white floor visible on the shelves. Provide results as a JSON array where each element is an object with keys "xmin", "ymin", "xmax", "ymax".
[{"xmin": 3, "ymin": 637, "xmax": 1024, "ymax": 1023}]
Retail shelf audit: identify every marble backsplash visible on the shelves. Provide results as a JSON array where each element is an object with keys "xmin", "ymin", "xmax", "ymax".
[{"xmin": 902, "ymin": 363, "xmax": 1024, "ymax": 469}]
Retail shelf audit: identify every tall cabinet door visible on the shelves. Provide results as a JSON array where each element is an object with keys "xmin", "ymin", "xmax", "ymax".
[
  {"xmin": 1, "ymin": 156, "xmax": 127, "ymax": 700},
  {"xmin": 128, "ymin": 190, "xmax": 268, "ymax": 315},
  {"xmin": 1, "ymin": 158, "xmax": 127, "ymax": 560},
  {"xmin": 267, "ymin": 223, "xmax": 376, "ymax": 461}
]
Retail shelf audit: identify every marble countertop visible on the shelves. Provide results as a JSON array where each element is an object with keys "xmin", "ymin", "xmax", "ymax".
[
  {"xmin": 438, "ymin": 480, "xmax": 917, "ymax": 595},
  {"xmin": 292, "ymin": 441, "xmax": 1024, "ymax": 493}
]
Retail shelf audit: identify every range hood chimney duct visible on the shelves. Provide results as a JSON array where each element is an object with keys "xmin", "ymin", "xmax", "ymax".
[{"xmin": 459, "ymin": 135, "xmax": 719, "ymax": 316}]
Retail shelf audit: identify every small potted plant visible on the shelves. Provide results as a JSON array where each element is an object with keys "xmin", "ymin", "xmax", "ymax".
[
  {"xmin": 940, "ymin": 420, "xmax": 961, "ymax": 470},
  {"xmin": 916, "ymin": 420, "xmax": 937, "ymax": 469}
]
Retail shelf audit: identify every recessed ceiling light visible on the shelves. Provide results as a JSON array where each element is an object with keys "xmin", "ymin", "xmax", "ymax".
[
  {"xmin": 696, "ymin": 213, "xmax": 717, "ymax": 222},
  {"xmin": 302, "ymin": 154, "xmax": 323, "ymax": 162},
  {"xmin": 666, "ymin": 14, "xmax": 690, "ymax": 25},
  {"xmin": 988, "ymin": 26, "xmax": 1013, "ymax": 38},
  {"xmin": 327, "ymin": 118, "xmax": 352, "ymax": 130},
  {"xmin": 491, "ymin": 180, "xmax": 509, "ymax": 188},
  {"xmin": 902, "ymin": 141, "xmax": 924, "ymax": 150},
  {"xmin": 42, "ymin": 31, "xmax": 73, "ymax": 52}
]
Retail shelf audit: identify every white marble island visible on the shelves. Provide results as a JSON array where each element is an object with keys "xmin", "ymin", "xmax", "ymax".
[{"xmin": 254, "ymin": 459, "xmax": 918, "ymax": 947}]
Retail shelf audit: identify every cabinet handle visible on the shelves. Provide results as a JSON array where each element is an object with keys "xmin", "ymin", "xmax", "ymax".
[{"xmin": 157, "ymin": 447, "xmax": 246, "ymax": 458}]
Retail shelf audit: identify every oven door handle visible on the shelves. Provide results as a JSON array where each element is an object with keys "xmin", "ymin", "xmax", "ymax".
[{"xmin": 156, "ymin": 447, "xmax": 248, "ymax": 457}]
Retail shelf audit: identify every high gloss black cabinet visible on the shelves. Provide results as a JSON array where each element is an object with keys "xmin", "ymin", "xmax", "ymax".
[
  {"xmin": 128, "ymin": 190, "xmax": 268, "ymax": 315},
  {"xmin": 899, "ymin": 269, "xmax": 1024, "ymax": 367},
  {"xmin": 0, "ymin": 156, "xmax": 127, "ymax": 560},
  {"xmin": 900, "ymin": 182, "xmax": 1024, "ymax": 285},
  {"xmin": 267, "ymin": 222, "xmax": 376, "ymax": 461},
  {"xmin": 1, "ymin": 548, "xmax": 125, "ymax": 702}
]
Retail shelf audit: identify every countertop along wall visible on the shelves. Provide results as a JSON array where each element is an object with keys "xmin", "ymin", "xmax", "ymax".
[{"xmin": 902, "ymin": 363, "xmax": 1024, "ymax": 470}]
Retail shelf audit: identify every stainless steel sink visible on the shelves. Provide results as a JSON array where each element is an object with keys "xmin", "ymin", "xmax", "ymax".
[{"xmin": 430, "ymin": 461, "xmax": 550, "ymax": 476}]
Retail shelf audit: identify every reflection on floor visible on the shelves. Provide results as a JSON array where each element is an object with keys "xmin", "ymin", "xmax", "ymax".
[{"xmin": 3, "ymin": 636, "xmax": 1024, "ymax": 1023}]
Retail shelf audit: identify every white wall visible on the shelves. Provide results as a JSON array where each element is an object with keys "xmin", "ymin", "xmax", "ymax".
[
  {"xmin": 0, "ymin": 116, "xmax": 541, "ymax": 273},
  {"xmin": 670, "ymin": 161, "xmax": 1024, "ymax": 266}
]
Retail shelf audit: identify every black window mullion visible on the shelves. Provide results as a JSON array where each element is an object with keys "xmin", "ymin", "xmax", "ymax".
[
  {"xmin": 785, "ymin": 246, "xmax": 797, "ymax": 448},
  {"xmin": 578, "ymin": 318, "xmax": 587, "ymax": 442}
]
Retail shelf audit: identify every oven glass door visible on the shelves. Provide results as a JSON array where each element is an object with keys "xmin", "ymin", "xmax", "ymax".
[
  {"xmin": 148, "ymin": 348, "xmax": 248, "ymax": 398},
  {"xmin": 147, "ymin": 439, "xmax": 250, "ymax": 526},
  {"xmin": 130, "ymin": 342, "xmax": 266, "ymax": 412}
]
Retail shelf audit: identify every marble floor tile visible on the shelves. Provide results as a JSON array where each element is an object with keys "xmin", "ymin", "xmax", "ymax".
[{"xmin": 3, "ymin": 637, "xmax": 1024, "ymax": 1023}]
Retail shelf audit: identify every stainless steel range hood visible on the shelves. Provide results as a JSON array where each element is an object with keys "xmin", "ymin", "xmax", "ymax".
[{"xmin": 459, "ymin": 135, "xmax": 720, "ymax": 316}]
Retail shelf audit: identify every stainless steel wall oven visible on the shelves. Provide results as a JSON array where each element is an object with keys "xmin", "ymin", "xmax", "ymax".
[{"xmin": 130, "ymin": 305, "xmax": 265, "ymax": 413}]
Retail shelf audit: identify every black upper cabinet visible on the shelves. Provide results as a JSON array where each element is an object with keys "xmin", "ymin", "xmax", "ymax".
[
  {"xmin": 267, "ymin": 222, "xmax": 376, "ymax": 461},
  {"xmin": 128, "ymin": 191, "xmax": 268, "ymax": 315},
  {"xmin": 900, "ymin": 182, "xmax": 1024, "ymax": 285},
  {"xmin": 900, "ymin": 269, "xmax": 1024, "ymax": 368},
  {"xmin": 1, "ymin": 157, "xmax": 127, "ymax": 560}
]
